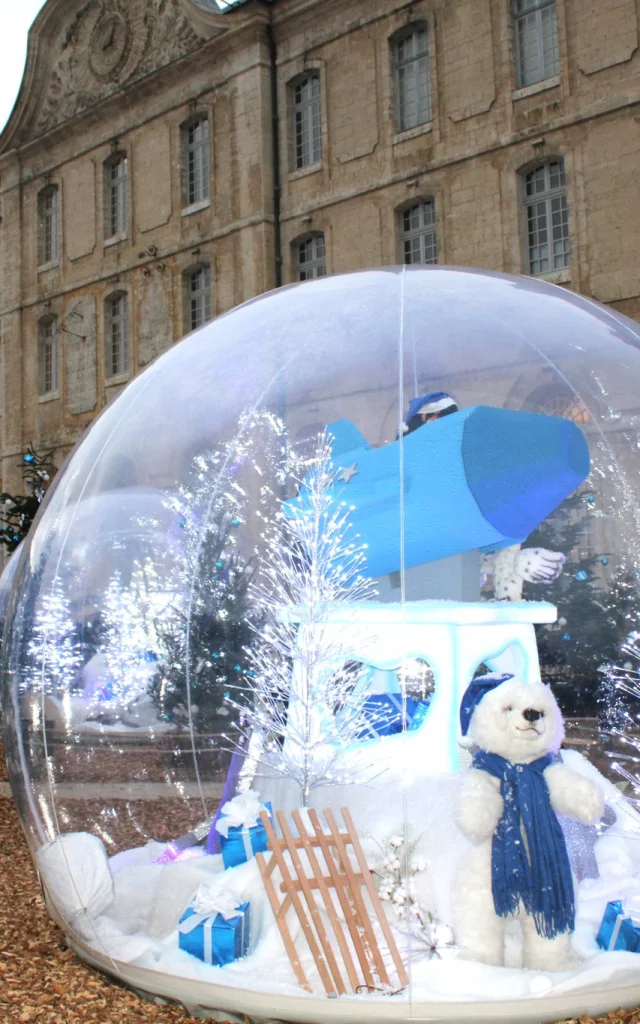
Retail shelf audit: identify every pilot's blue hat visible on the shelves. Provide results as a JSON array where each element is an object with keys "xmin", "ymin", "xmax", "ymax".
[{"xmin": 406, "ymin": 392, "xmax": 458, "ymax": 423}]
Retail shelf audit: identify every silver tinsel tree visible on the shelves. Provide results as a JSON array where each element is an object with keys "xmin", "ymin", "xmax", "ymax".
[{"xmin": 226, "ymin": 429, "xmax": 384, "ymax": 806}]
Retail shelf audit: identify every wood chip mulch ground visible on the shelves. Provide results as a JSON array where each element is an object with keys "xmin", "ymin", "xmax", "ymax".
[{"xmin": 0, "ymin": 744, "xmax": 640, "ymax": 1023}]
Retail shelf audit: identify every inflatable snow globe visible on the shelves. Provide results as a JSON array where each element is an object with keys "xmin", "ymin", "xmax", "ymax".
[{"xmin": 4, "ymin": 266, "xmax": 640, "ymax": 1022}]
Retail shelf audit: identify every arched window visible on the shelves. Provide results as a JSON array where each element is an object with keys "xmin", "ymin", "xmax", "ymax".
[
  {"xmin": 522, "ymin": 158, "xmax": 569, "ymax": 275},
  {"xmin": 291, "ymin": 73, "xmax": 322, "ymax": 169},
  {"xmin": 185, "ymin": 265, "xmax": 212, "ymax": 331},
  {"xmin": 295, "ymin": 233, "xmax": 326, "ymax": 281},
  {"xmin": 400, "ymin": 199, "xmax": 437, "ymax": 265},
  {"xmin": 38, "ymin": 316, "xmax": 58, "ymax": 396},
  {"xmin": 37, "ymin": 185, "xmax": 59, "ymax": 266},
  {"xmin": 392, "ymin": 26, "xmax": 431, "ymax": 132},
  {"xmin": 512, "ymin": 0, "xmax": 559, "ymax": 89},
  {"xmin": 521, "ymin": 382, "xmax": 589, "ymax": 424},
  {"xmin": 104, "ymin": 152, "xmax": 128, "ymax": 239},
  {"xmin": 182, "ymin": 116, "xmax": 210, "ymax": 206},
  {"xmin": 105, "ymin": 291, "xmax": 129, "ymax": 378}
]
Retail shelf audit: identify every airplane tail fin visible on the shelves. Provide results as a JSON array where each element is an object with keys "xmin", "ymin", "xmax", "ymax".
[{"xmin": 326, "ymin": 419, "xmax": 371, "ymax": 459}]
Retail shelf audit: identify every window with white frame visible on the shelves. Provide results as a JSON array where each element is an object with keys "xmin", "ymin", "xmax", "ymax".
[
  {"xmin": 105, "ymin": 292, "xmax": 129, "ymax": 378},
  {"xmin": 393, "ymin": 26, "xmax": 431, "ymax": 132},
  {"xmin": 186, "ymin": 265, "xmax": 212, "ymax": 331},
  {"xmin": 183, "ymin": 116, "xmax": 210, "ymax": 206},
  {"xmin": 292, "ymin": 74, "xmax": 322, "ymax": 169},
  {"xmin": 295, "ymin": 234, "xmax": 326, "ymax": 280},
  {"xmin": 401, "ymin": 199, "xmax": 437, "ymax": 265},
  {"xmin": 38, "ymin": 186, "xmax": 59, "ymax": 266},
  {"xmin": 523, "ymin": 158, "xmax": 569, "ymax": 275},
  {"xmin": 105, "ymin": 153, "xmax": 128, "ymax": 239},
  {"xmin": 512, "ymin": 0, "xmax": 560, "ymax": 88},
  {"xmin": 38, "ymin": 316, "xmax": 58, "ymax": 396}
]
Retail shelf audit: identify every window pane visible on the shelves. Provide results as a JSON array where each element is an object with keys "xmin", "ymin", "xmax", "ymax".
[
  {"xmin": 513, "ymin": 0, "xmax": 559, "ymax": 88},
  {"xmin": 188, "ymin": 266, "xmax": 212, "ymax": 330},
  {"xmin": 395, "ymin": 29, "xmax": 431, "ymax": 131},
  {"xmin": 39, "ymin": 318, "xmax": 58, "ymax": 395},
  {"xmin": 107, "ymin": 294, "xmax": 129, "ymax": 377},
  {"xmin": 39, "ymin": 188, "xmax": 59, "ymax": 265},
  {"xmin": 296, "ymin": 234, "xmax": 326, "ymax": 280},
  {"xmin": 524, "ymin": 159, "xmax": 568, "ymax": 275},
  {"xmin": 107, "ymin": 157, "xmax": 127, "ymax": 238},
  {"xmin": 185, "ymin": 118, "xmax": 210, "ymax": 206},
  {"xmin": 293, "ymin": 75, "xmax": 322, "ymax": 169},
  {"xmin": 401, "ymin": 200, "xmax": 438, "ymax": 266}
]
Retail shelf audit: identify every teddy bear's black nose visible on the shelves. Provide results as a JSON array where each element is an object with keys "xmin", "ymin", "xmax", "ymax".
[{"xmin": 522, "ymin": 708, "xmax": 542, "ymax": 723}]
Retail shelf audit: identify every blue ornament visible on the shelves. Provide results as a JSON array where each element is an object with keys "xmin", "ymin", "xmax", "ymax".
[
  {"xmin": 178, "ymin": 516, "xmax": 186, "ymax": 528},
  {"xmin": 247, "ymin": 670, "xmax": 255, "ymax": 678},
  {"xmin": 575, "ymin": 570, "xmax": 588, "ymax": 581},
  {"xmin": 215, "ymin": 560, "xmax": 224, "ymax": 569},
  {"xmin": 231, "ymin": 518, "xmax": 240, "ymax": 527},
  {"xmin": 562, "ymin": 633, "xmax": 571, "ymax": 641},
  {"xmin": 224, "ymin": 691, "xmax": 231, "ymax": 699},
  {"xmin": 233, "ymin": 664, "xmax": 241, "ymax": 672},
  {"xmin": 212, "ymin": 652, "xmax": 220, "ymax": 659},
  {"xmin": 601, "ymin": 557, "xmax": 609, "ymax": 566},
  {"xmin": 23, "ymin": 453, "xmax": 35, "ymax": 465}
]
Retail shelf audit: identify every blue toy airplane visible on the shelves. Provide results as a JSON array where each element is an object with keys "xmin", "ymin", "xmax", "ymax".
[{"xmin": 286, "ymin": 405, "xmax": 590, "ymax": 579}]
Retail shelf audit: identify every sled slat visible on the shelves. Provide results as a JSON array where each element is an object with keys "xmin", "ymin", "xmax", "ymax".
[
  {"xmin": 292, "ymin": 809, "xmax": 360, "ymax": 993},
  {"xmin": 341, "ymin": 806, "xmax": 410, "ymax": 988},
  {"xmin": 324, "ymin": 808, "xmax": 391, "ymax": 987},
  {"xmin": 255, "ymin": 849, "xmax": 309, "ymax": 992},
  {"xmin": 278, "ymin": 811, "xmax": 346, "ymax": 996},
  {"xmin": 306, "ymin": 808, "xmax": 374, "ymax": 991},
  {"xmin": 256, "ymin": 806, "xmax": 406, "ymax": 996},
  {"xmin": 260, "ymin": 811, "xmax": 336, "ymax": 995}
]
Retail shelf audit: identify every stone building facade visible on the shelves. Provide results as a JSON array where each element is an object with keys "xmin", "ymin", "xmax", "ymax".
[{"xmin": 0, "ymin": 0, "xmax": 639, "ymax": 495}]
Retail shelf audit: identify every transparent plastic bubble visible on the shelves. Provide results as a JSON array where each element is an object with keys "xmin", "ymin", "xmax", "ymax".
[{"xmin": 3, "ymin": 266, "xmax": 640, "ymax": 1021}]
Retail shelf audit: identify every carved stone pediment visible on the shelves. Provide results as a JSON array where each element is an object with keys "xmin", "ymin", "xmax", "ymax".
[{"xmin": 32, "ymin": 0, "xmax": 211, "ymax": 138}]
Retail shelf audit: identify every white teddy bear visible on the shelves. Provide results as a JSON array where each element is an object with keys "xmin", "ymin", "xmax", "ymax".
[{"xmin": 454, "ymin": 674, "xmax": 604, "ymax": 971}]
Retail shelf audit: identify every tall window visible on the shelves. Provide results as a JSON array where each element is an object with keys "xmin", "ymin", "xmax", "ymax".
[
  {"xmin": 106, "ymin": 292, "xmax": 129, "ymax": 378},
  {"xmin": 393, "ymin": 26, "xmax": 431, "ymax": 132},
  {"xmin": 38, "ymin": 316, "xmax": 58, "ymax": 396},
  {"xmin": 183, "ymin": 116, "xmax": 210, "ymax": 206},
  {"xmin": 524, "ymin": 159, "xmax": 569, "ymax": 275},
  {"xmin": 38, "ymin": 186, "xmax": 59, "ymax": 266},
  {"xmin": 292, "ymin": 74, "xmax": 322, "ymax": 169},
  {"xmin": 295, "ymin": 234, "xmax": 326, "ymax": 280},
  {"xmin": 513, "ymin": 0, "xmax": 560, "ymax": 88},
  {"xmin": 105, "ymin": 153, "xmax": 128, "ymax": 239},
  {"xmin": 401, "ymin": 200, "xmax": 437, "ymax": 265},
  {"xmin": 186, "ymin": 265, "xmax": 211, "ymax": 331}
]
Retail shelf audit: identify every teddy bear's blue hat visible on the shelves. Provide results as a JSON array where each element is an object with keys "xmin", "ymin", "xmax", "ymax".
[{"xmin": 459, "ymin": 673, "xmax": 514, "ymax": 736}]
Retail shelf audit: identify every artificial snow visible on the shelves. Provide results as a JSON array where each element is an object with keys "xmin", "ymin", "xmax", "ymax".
[{"xmin": 48, "ymin": 747, "xmax": 640, "ymax": 1007}]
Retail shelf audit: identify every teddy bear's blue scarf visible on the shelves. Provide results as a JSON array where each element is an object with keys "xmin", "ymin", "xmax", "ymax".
[{"xmin": 472, "ymin": 750, "xmax": 575, "ymax": 938}]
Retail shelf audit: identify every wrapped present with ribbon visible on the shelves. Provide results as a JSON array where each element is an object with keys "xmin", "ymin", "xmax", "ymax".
[
  {"xmin": 212, "ymin": 790, "xmax": 273, "ymax": 870},
  {"xmin": 178, "ymin": 885, "xmax": 250, "ymax": 966},
  {"xmin": 355, "ymin": 693, "xmax": 432, "ymax": 740},
  {"xmin": 597, "ymin": 896, "xmax": 640, "ymax": 952}
]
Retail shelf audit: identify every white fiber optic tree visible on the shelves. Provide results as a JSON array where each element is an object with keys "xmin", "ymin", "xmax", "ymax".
[
  {"xmin": 226, "ymin": 430, "xmax": 381, "ymax": 807},
  {"xmin": 24, "ymin": 577, "xmax": 83, "ymax": 705}
]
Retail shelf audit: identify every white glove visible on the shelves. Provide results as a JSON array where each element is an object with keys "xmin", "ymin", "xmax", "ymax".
[{"xmin": 515, "ymin": 547, "xmax": 566, "ymax": 583}]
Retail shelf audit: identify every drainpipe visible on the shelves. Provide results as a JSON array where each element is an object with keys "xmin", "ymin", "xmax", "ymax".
[{"xmin": 266, "ymin": 17, "xmax": 282, "ymax": 288}]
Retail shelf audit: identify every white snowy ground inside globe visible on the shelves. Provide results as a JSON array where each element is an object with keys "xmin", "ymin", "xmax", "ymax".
[{"xmin": 37, "ymin": 743, "xmax": 640, "ymax": 1007}]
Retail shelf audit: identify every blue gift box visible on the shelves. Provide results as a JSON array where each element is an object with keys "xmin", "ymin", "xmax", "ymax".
[
  {"xmin": 179, "ymin": 901, "xmax": 250, "ymax": 966},
  {"xmin": 218, "ymin": 801, "xmax": 272, "ymax": 870},
  {"xmin": 596, "ymin": 900, "xmax": 640, "ymax": 953},
  {"xmin": 355, "ymin": 693, "xmax": 431, "ymax": 740}
]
